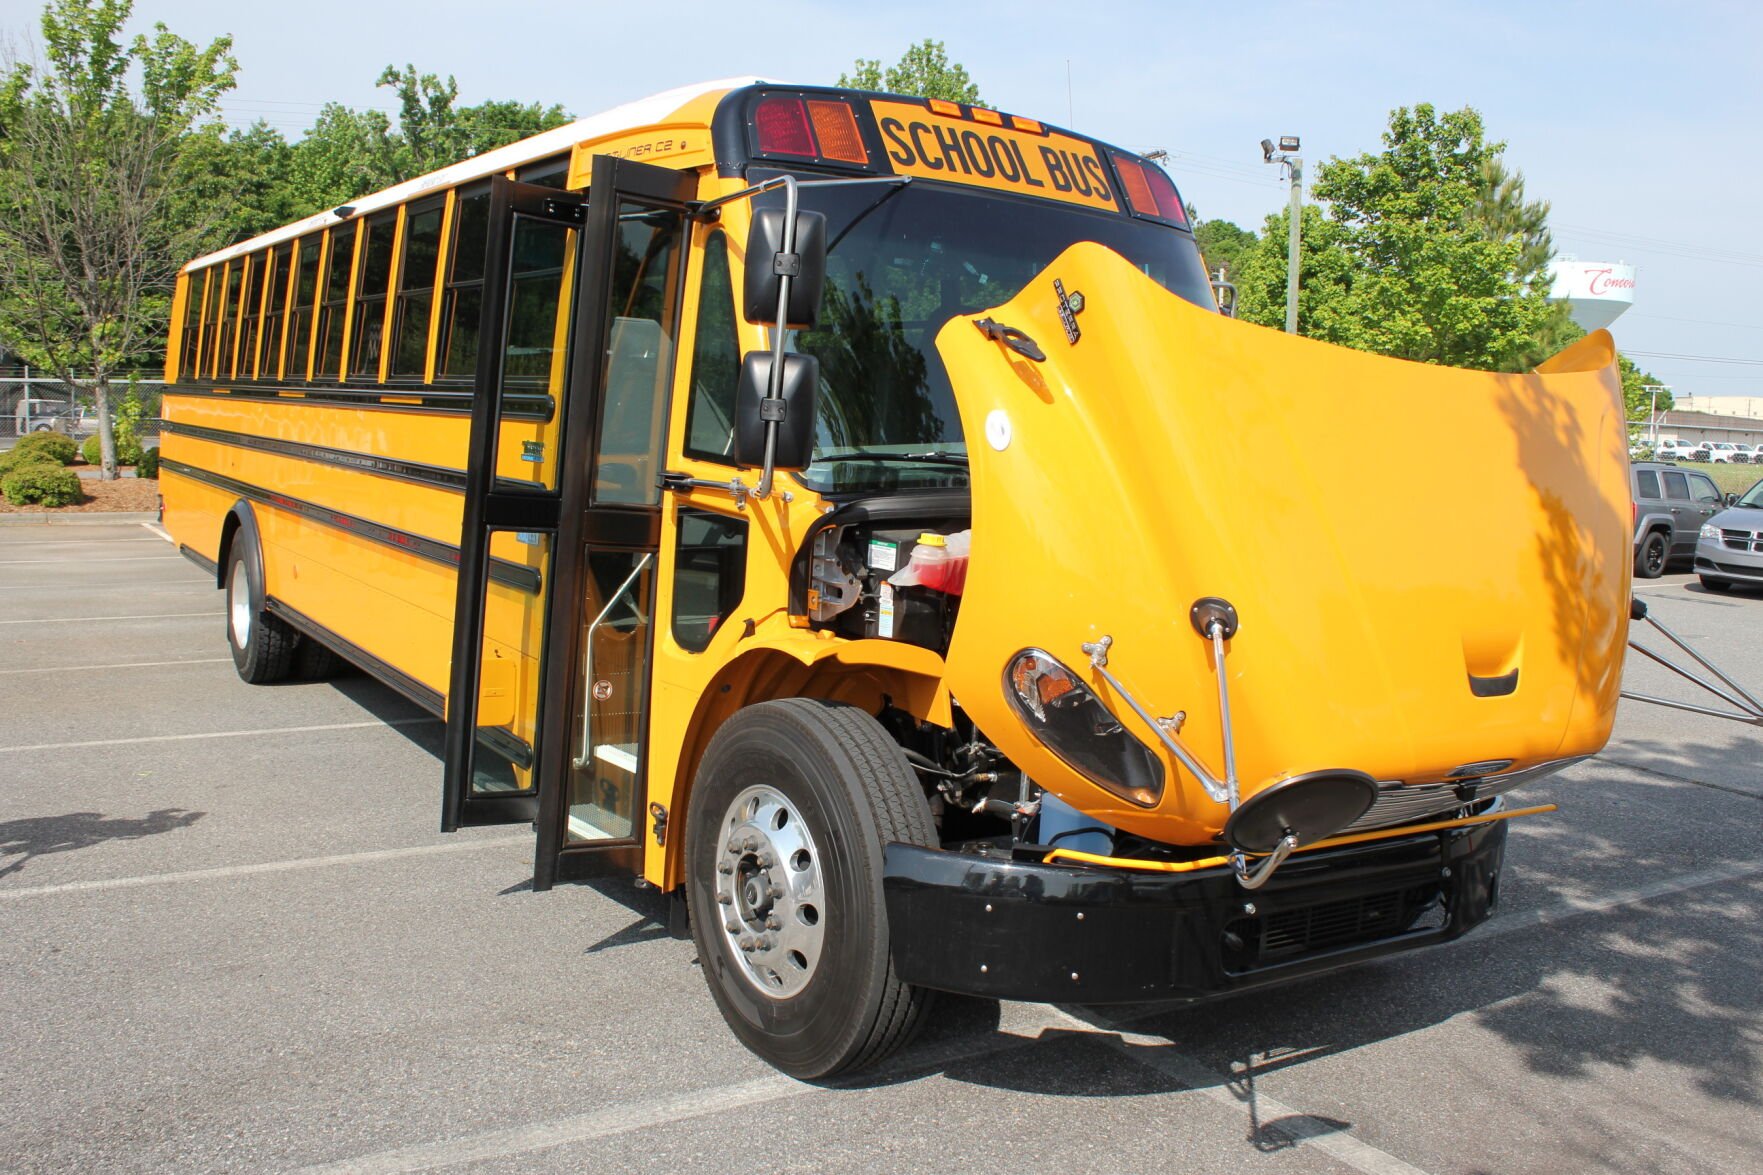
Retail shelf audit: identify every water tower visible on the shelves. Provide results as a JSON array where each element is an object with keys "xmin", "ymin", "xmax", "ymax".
[{"xmin": 1547, "ymin": 259, "xmax": 1636, "ymax": 331}]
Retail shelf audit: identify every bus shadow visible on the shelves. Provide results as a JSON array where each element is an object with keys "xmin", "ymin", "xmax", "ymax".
[
  {"xmin": 325, "ymin": 671, "xmax": 446, "ymax": 758},
  {"xmin": 0, "ymin": 808, "xmax": 204, "ymax": 880}
]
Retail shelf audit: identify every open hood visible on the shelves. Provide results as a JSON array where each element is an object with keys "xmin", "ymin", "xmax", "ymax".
[{"xmin": 937, "ymin": 242, "xmax": 1630, "ymax": 846}]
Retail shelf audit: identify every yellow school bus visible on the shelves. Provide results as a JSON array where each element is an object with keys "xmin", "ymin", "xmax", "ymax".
[{"xmin": 160, "ymin": 78, "xmax": 1631, "ymax": 1077}]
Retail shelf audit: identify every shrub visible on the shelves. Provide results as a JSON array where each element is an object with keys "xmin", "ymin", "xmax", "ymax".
[
  {"xmin": 2, "ymin": 461, "xmax": 83, "ymax": 507},
  {"xmin": 136, "ymin": 446, "xmax": 160, "ymax": 479},
  {"xmin": 81, "ymin": 428, "xmax": 144, "ymax": 467},
  {"xmin": 11, "ymin": 431, "xmax": 78, "ymax": 466}
]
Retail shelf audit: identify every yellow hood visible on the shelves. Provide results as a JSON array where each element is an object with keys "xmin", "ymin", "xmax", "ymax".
[{"xmin": 938, "ymin": 242, "xmax": 1630, "ymax": 846}]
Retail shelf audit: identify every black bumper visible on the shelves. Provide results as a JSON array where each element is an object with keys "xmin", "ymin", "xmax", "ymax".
[{"xmin": 882, "ymin": 816, "xmax": 1506, "ymax": 1003}]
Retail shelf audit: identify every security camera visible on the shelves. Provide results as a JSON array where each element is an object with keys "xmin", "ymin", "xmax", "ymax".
[{"xmin": 1260, "ymin": 138, "xmax": 1275, "ymax": 162}]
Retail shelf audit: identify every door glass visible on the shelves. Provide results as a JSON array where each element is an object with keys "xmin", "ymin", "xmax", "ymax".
[
  {"xmin": 1690, "ymin": 476, "xmax": 1721, "ymax": 505},
  {"xmin": 566, "ymin": 550, "xmax": 656, "ymax": 842},
  {"xmin": 463, "ymin": 529, "xmax": 553, "ymax": 797},
  {"xmin": 493, "ymin": 214, "xmax": 577, "ymax": 491},
  {"xmin": 593, "ymin": 204, "xmax": 685, "ymax": 505},
  {"xmin": 1662, "ymin": 471, "xmax": 1689, "ymax": 501}
]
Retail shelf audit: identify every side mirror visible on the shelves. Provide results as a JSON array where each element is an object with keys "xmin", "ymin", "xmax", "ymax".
[
  {"xmin": 744, "ymin": 208, "xmax": 827, "ymax": 328},
  {"xmin": 1728, "ymin": 493, "xmax": 1740, "ymax": 507},
  {"xmin": 733, "ymin": 351, "xmax": 819, "ymax": 472}
]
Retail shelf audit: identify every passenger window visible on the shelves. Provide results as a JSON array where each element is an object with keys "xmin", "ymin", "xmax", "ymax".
[
  {"xmin": 316, "ymin": 225, "xmax": 357, "ymax": 380},
  {"xmin": 1635, "ymin": 470, "xmax": 1661, "ymax": 499},
  {"xmin": 258, "ymin": 244, "xmax": 291, "ymax": 379},
  {"xmin": 1691, "ymin": 476, "xmax": 1722, "ymax": 505},
  {"xmin": 179, "ymin": 270, "xmax": 210, "ymax": 381},
  {"xmin": 1662, "ymin": 471, "xmax": 1689, "ymax": 501},
  {"xmin": 211, "ymin": 263, "xmax": 240, "ymax": 379},
  {"xmin": 672, "ymin": 511, "xmax": 748, "ymax": 652},
  {"xmin": 683, "ymin": 233, "xmax": 740, "ymax": 463},
  {"xmin": 442, "ymin": 185, "xmax": 492, "ymax": 379},
  {"xmin": 285, "ymin": 235, "xmax": 324, "ymax": 382},
  {"xmin": 391, "ymin": 201, "xmax": 445, "ymax": 379},
  {"xmin": 350, "ymin": 212, "xmax": 398, "ymax": 378},
  {"xmin": 236, "ymin": 252, "xmax": 266, "ymax": 380}
]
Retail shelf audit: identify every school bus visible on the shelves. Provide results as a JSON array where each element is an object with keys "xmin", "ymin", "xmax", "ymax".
[{"xmin": 160, "ymin": 78, "xmax": 1631, "ymax": 1077}]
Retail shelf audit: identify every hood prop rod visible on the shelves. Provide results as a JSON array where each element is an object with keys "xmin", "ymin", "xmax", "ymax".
[{"xmin": 1623, "ymin": 597, "xmax": 1763, "ymax": 725}]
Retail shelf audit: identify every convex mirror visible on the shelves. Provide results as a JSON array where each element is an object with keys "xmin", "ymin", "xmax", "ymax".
[
  {"xmin": 733, "ymin": 352, "xmax": 818, "ymax": 472},
  {"xmin": 744, "ymin": 208, "xmax": 826, "ymax": 328}
]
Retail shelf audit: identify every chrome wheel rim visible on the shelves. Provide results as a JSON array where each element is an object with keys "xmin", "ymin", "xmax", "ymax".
[
  {"xmin": 228, "ymin": 559, "xmax": 252, "ymax": 648},
  {"xmin": 714, "ymin": 784, "xmax": 825, "ymax": 999}
]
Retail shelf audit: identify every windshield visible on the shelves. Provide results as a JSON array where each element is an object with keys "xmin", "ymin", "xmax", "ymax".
[
  {"xmin": 756, "ymin": 177, "xmax": 1216, "ymax": 495},
  {"xmin": 1737, "ymin": 480, "xmax": 1763, "ymax": 509}
]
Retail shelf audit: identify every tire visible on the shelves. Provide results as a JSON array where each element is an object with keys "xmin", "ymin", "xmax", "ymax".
[
  {"xmin": 685, "ymin": 698, "xmax": 938, "ymax": 1079},
  {"xmin": 1634, "ymin": 530, "xmax": 1668, "ymax": 579},
  {"xmin": 224, "ymin": 540, "xmax": 295, "ymax": 683},
  {"xmin": 294, "ymin": 635, "xmax": 346, "ymax": 681},
  {"xmin": 1700, "ymin": 576, "xmax": 1733, "ymax": 593}
]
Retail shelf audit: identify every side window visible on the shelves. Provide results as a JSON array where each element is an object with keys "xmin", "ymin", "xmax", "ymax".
[
  {"xmin": 286, "ymin": 235, "xmax": 324, "ymax": 382},
  {"xmin": 350, "ymin": 211, "xmax": 398, "ymax": 378},
  {"xmin": 236, "ymin": 251, "xmax": 266, "ymax": 380},
  {"xmin": 391, "ymin": 200, "xmax": 444, "ymax": 379},
  {"xmin": 1662, "ymin": 471, "xmax": 1690, "ymax": 501},
  {"xmin": 1690, "ymin": 475, "xmax": 1722, "ymax": 505},
  {"xmin": 1635, "ymin": 470, "xmax": 1661, "ymax": 500},
  {"xmin": 316, "ymin": 224, "xmax": 357, "ymax": 380},
  {"xmin": 441, "ymin": 185, "xmax": 492, "ymax": 379},
  {"xmin": 672, "ymin": 511, "xmax": 748, "ymax": 652},
  {"xmin": 210, "ymin": 263, "xmax": 238, "ymax": 379},
  {"xmin": 178, "ymin": 269, "xmax": 210, "ymax": 381},
  {"xmin": 259, "ymin": 243, "xmax": 292, "ymax": 379},
  {"xmin": 518, "ymin": 155, "xmax": 570, "ymax": 189},
  {"xmin": 683, "ymin": 232, "xmax": 740, "ymax": 463}
]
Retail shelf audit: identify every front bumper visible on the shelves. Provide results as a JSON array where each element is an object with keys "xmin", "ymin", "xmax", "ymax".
[
  {"xmin": 1696, "ymin": 536, "xmax": 1763, "ymax": 582},
  {"xmin": 882, "ymin": 816, "xmax": 1506, "ymax": 1004}
]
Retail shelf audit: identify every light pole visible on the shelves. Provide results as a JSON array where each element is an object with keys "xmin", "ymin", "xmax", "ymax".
[
  {"xmin": 1261, "ymin": 136, "xmax": 1302, "ymax": 334},
  {"xmin": 1642, "ymin": 384, "xmax": 1671, "ymax": 448}
]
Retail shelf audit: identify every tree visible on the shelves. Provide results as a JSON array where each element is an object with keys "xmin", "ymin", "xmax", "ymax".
[
  {"xmin": 838, "ymin": 40, "xmax": 981, "ymax": 104},
  {"xmin": 0, "ymin": 0, "xmax": 236, "ymax": 478},
  {"xmin": 1192, "ymin": 217, "xmax": 1257, "ymax": 282},
  {"xmin": 1237, "ymin": 104, "xmax": 1559, "ymax": 372}
]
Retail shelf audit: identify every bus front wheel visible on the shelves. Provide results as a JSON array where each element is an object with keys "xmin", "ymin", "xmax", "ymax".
[{"xmin": 685, "ymin": 698, "xmax": 938, "ymax": 1079}]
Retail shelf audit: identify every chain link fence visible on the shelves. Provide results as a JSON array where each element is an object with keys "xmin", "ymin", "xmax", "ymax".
[{"xmin": 0, "ymin": 373, "xmax": 164, "ymax": 445}]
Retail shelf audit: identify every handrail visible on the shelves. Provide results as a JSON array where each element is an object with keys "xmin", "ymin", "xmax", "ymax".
[{"xmin": 570, "ymin": 553, "xmax": 654, "ymax": 770}]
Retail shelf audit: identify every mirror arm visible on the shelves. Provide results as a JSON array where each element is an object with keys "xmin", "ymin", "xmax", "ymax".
[{"xmin": 754, "ymin": 174, "xmax": 798, "ymax": 500}]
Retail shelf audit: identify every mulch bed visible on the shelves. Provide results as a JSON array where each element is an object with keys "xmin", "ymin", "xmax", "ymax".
[{"xmin": 0, "ymin": 476, "xmax": 159, "ymax": 514}]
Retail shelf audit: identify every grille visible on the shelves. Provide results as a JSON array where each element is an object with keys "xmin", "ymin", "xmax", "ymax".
[
  {"xmin": 1221, "ymin": 884, "xmax": 1443, "ymax": 970},
  {"xmin": 1719, "ymin": 529, "xmax": 1761, "ymax": 552},
  {"xmin": 1340, "ymin": 756, "xmax": 1585, "ymax": 835}
]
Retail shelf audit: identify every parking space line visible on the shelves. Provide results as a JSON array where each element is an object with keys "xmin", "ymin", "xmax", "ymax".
[
  {"xmin": 141, "ymin": 521, "xmax": 173, "ymax": 542},
  {"xmin": 284, "ymin": 858, "xmax": 1763, "ymax": 1174},
  {"xmin": 0, "ymin": 835, "xmax": 529, "ymax": 900},
  {"xmin": 0, "ymin": 657, "xmax": 231, "ymax": 676},
  {"xmin": 1592, "ymin": 754, "xmax": 1763, "ymax": 802},
  {"xmin": 0, "ymin": 555, "xmax": 184, "ymax": 564},
  {"xmin": 0, "ymin": 716, "xmax": 438, "ymax": 755},
  {"xmin": 0, "ymin": 537, "xmax": 163, "ymax": 546},
  {"xmin": 0, "ymin": 610, "xmax": 216, "ymax": 624}
]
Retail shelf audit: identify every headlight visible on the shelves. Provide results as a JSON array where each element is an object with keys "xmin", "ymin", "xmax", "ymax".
[
  {"xmin": 1700, "ymin": 524, "xmax": 1721, "ymax": 541},
  {"xmin": 1004, "ymin": 650, "xmax": 1165, "ymax": 807}
]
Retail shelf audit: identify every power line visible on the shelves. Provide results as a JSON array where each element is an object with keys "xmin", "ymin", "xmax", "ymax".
[{"xmin": 1625, "ymin": 350, "xmax": 1763, "ymax": 367}]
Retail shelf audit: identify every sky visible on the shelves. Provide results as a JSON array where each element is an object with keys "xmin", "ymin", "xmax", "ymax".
[{"xmin": 4, "ymin": 0, "xmax": 1759, "ymax": 400}]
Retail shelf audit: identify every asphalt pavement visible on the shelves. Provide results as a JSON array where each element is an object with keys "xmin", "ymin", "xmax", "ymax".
[{"xmin": 2, "ymin": 523, "xmax": 1760, "ymax": 1174}]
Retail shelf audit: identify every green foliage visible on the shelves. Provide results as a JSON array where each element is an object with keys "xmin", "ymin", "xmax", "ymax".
[
  {"xmin": 0, "ymin": 0, "xmax": 237, "ymax": 477},
  {"xmin": 9, "ymin": 429, "xmax": 79, "ymax": 465},
  {"xmin": 1, "ymin": 460, "xmax": 83, "ymax": 506},
  {"xmin": 1238, "ymin": 104, "xmax": 1559, "ymax": 373},
  {"xmin": 82, "ymin": 426, "xmax": 141, "ymax": 465},
  {"xmin": 839, "ymin": 40, "xmax": 981, "ymax": 104},
  {"xmin": 136, "ymin": 444, "xmax": 158, "ymax": 478},
  {"xmin": 1192, "ymin": 218, "xmax": 1258, "ymax": 282}
]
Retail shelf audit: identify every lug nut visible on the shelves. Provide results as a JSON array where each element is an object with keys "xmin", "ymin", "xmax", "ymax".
[
  {"xmin": 717, "ymin": 893, "xmax": 732, "ymax": 905},
  {"xmin": 766, "ymin": 915, "xmax": 781, "ymax": 930},
  {"xmin": 725, "ymin": 921, "xmax": 740, "ymax": 934},
  {"xmin": 756, "ymin": 852, "xmax": 774, "ymax": 868},
  {"xmin": 739, "ymin": 936, "xmax": 755, "ymax": 951},
  {"xmin": 717, "ymin": 861, "xmax": 733, "ymax": 875}
]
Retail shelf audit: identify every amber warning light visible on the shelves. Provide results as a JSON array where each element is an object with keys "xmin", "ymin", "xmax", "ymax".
[{"xmin": 753, "ymin": 96, "xmax": 870, "ymax": 166}]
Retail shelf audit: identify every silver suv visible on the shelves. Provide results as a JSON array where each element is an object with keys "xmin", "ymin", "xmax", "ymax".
[
  {"xmin": 1632, "ymin": 461, "xmax": 1725, "ymax": 578},
  {"xmin": 1695, "ymin": 478, "xmax": 1763, "ymax": 592}
]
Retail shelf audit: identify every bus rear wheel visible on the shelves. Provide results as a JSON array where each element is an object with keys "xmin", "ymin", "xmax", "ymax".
[
  {"xmin": 224, "ymin": 542, "xmax": 294, "ymax": 684},
  {"xmin": 685, "ymin": 699, "xmax": 937, "ymax": 1079}
]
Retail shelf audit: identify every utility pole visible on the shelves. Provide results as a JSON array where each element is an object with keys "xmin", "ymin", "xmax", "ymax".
[
  {"xmin": 1261, "ymin": 136, "xmax": 1303, "ymax": 334},
  {"xmin": 1642, "ymin": 384, "xmax": 1671, "ymax": 448}
]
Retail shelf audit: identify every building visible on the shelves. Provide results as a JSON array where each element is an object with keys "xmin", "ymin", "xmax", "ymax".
[{"xmin": 1548, "ymin": 259, "xmax": 1636, "ymax": 331}]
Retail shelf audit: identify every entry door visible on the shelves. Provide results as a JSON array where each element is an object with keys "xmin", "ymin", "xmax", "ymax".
[
  {"xmin": 442, "ymin": 177, "xmax": 585, "ymax": 830},
  {"xmin": 533, "ymin": 156, "xmax": 696, "ymax": 888}
]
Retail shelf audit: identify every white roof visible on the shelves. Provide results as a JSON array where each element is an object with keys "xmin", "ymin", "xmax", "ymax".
[{"xmin": 186, "ymin": 76, "xmax": 768, "ymax": 272}]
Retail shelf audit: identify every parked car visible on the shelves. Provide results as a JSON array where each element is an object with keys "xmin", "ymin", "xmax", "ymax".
[
  {"xmin": 11, "ymin": 397, "xmax": 84, "ymax": 436},
  {"xmin": 1695, "ymin": 478, "xmax": 1763, "ymax": 592},
  {"xmin": 1731, "ymin": 444, "xmax": 1756, "ymax": 464},
  {"xmin": 1632, "ymin": 460, "xmax": 1726, "ymax": 578},
  {"xmin": 1653, "ymin": 439, "xmax": 1698, "ymax": 462},
  {"xmin": 1696, "ymin": 442, "xmax": 1741, "ymax": 463}
]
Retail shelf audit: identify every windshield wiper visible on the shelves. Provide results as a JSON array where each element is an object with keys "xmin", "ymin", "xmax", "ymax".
[{"xmin": 819, "ymin": 449, "xmax": 969, "ymax": 467}]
